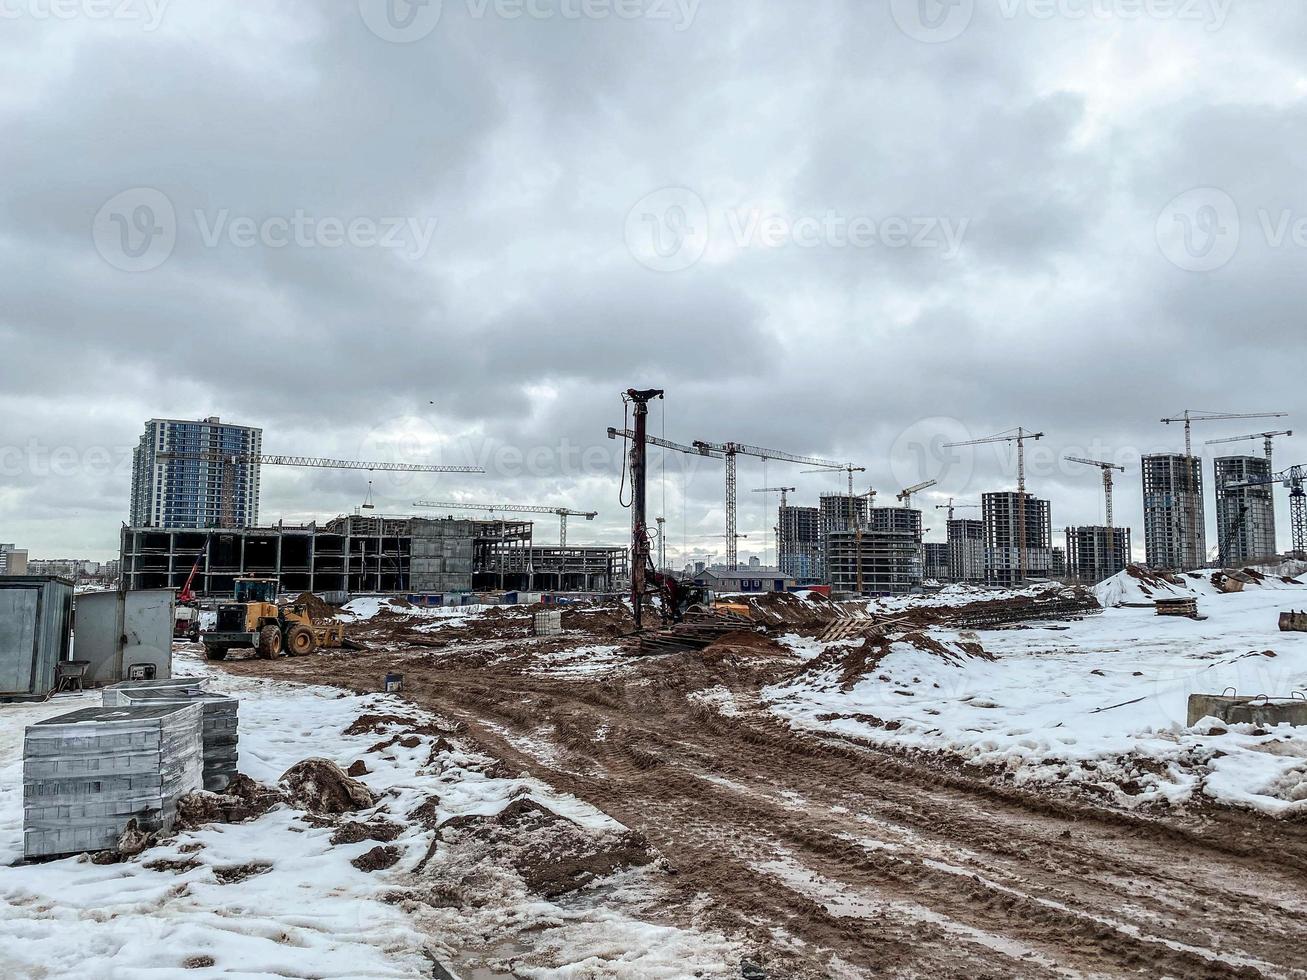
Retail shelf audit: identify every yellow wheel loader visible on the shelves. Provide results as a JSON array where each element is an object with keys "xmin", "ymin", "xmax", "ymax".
[{"xmin": 201, "ymin": 579, "xmax": 349, "ymax": 661}]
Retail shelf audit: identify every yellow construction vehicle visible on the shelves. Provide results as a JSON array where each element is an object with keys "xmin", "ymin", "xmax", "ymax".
[{"xmin": 202, "ymin": 579, "xmax": 348, "ymax": 661}]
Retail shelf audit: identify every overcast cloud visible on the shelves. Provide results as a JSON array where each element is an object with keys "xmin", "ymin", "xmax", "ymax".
[{"xmin": 0, "ymin": 0, "xmax": 1303, "ymax": 564}]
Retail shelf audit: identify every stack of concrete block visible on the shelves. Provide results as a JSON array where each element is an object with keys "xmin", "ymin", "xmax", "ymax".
[
  {"xmin": 23, "ymin": 703, "xmax": 204, "ymax": 859},
  {"xmin": 532, "ymin": 610, "xmax": 563, "ymax": 637},
  {"xmin": 103, "ymin": 678, "xmax": 239, "ymax": 792}
]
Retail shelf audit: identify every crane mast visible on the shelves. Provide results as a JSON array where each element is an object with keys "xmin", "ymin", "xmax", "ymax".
[{"xmin": 1064, "ymin": 456, "xmax": 1126, "ymax": 530}]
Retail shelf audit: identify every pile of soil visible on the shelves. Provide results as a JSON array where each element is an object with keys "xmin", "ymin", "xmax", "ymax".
[
  {"xmin": 176, "ymin": 774, "xmax": 284, "ymax": 830},
  {"xmin": 332, "ymin": 818, "xmax": 405, "ymax": 845},
  {"xmin": 560, "ymin": 604, "xmax": 636, "ymax": 638},
  {"xmin": 279, "ymin": 759, "xmax": 376, "ymax": 814},
  {"xmin": 1125, "ymin": 564, "xmax": 1186, "ymax": 596},
  {"xmin": 351, "ymin": 845, "xmax": 402, "ymax": 872},
  {"xmin": 292, "ymin": 592, "xmax": 337, "ymax": 622},
  {"xmin": 734, "ymin": 591, "xmax": 842, "ymax": 628},
  {"xmin": 438, "ymin": 798, "xmax": 655, "ymax": 897},
  {"xmin": 794, "ymin": 629, "xmax": 992, "ymax": 691}
]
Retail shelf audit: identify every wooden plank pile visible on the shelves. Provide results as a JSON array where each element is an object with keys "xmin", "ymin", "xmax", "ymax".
[{"xmin": 634, "ymin": 615, "xmax": 754, "ymax": 656}]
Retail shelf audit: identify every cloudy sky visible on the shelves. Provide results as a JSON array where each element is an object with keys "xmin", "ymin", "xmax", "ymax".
[{"xmin": 1, "ymin": 0, "xmax": 1302, "ymax": 564}]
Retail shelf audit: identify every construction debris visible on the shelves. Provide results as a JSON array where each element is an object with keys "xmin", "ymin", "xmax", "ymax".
[{"xmin": 1280, "ymin": 610, "xmax": 1307, "ymax": 632}]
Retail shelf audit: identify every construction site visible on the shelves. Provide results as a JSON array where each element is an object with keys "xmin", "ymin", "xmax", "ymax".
[{"xmin": 4, "ymin": 394, "xmax": 1307, "ymax": 978}]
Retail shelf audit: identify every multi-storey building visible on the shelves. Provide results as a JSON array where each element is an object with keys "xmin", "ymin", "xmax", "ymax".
[
  {"xmin": 1065, "ymin": 526, "xmax": 1131, "ymax": 584},
  {"xmin": 130, "ymin": 417, "xmax": 263, "ymax": 529},
  {"xmin": 819, "ymin": 493, "xmax": 869, "ymax": 537},
  {"xmin": 1214, "ymin": 455, "xmax": 1277, "ymax": 566},
  {"xmin": 1141, "ymin": 454, "xmax": 1204, "ymax": 570},
  {"xmin": 923, "ymin": 541, "xmax": 950, "ymax": 581},
  {"xmin": 982, "ymin": 492, "xmax": 1052, "ymax": 587},
  {"xmin": 778, "ymin": 504, "xmax": 822, "ymax": 580},
  {"xmin": 946, "ymin": 518, "xmax": 985, "ymax": 582},
  {"xmin": 826, "ymin": 508, "xmax": 923, "ymax": 595}
]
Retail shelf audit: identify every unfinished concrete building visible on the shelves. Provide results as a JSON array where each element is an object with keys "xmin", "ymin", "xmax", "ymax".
[
  {"xmin": 1214, "ymin": 455, "xmax": 1277, "ymax": 565},
  {"xmin": 1064, "ymin": 526, "xmax": 1131, "ymax": 584},
  {"xmin": 826, "ymin": 508, "xmax": 922, "ymax": 595},
  {"xmin": 778, "ymin": 504, "xmax": 822, "ymax": 580},
  {"xmin": 819, "ymin": 493, "xmax": 869, "ymax": 537},
  {"xmin": 982, "ymin": 492, "xmax": 1052, "ymax": 586},
  {"xmin": 946, "ymin": 518, "xmax": 985, "ymax": 583},
  {"xmin": 924, "ymin": 542, "xmax": 950, "ymax": 581},
  {"xmin": 1142, "ymin": 454, "xmax": 1205, "ymax": 571},
  {"xmin": 120, "ymin": 515, "xmax": 627, "ymax": 598}
]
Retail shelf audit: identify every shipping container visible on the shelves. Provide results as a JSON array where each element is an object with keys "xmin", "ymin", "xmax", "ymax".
[{"xmin": 0, "ymin": 577, "xmax": 74, "ymax": 700}]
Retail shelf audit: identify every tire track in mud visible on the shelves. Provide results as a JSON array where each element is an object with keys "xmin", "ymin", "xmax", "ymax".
[{"xmin": 220, "ymin": 651, "xmax": 1307, "ymax": 979}]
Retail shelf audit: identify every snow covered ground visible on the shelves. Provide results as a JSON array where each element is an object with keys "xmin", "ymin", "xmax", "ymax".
[
  {"xmin": 767, "ymin": 575, "xmax": 1307, "ymax": 815},
  {"xmin": 0, "ymin": 649, "xmax": 737, "ymax": 978}
]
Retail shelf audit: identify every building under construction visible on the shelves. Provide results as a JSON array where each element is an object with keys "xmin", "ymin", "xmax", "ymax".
[
  {"xmin": 778, "ymin": 504, "xmax": 822, "ymax": 580},
  {"xmin": 923, "ymin": 542, "xmax": 950, "ymax": 581},
  {"xmin": 1142, "ymin": 454, "xmax": 1205, "ymax": 571},
  {"xmin": 825, "ymin": 507, "xmax": 923, "ymax": 595},
  {"xmin": 1214, "ymin": 455, "xmax": 1277, "ymax": 565},
  {"xmin": 119, "ymin": 515, "xmax": 627, "ymax": 597},
  {"xmin": 947, "ymin": 518, "xmax": 986, "ymax": 582},
  {"xmin": 1064, "ymin": 526, "xmax": 1131, "ymax": 584},
  {"xmin": 982, "ymin": 492, "xmax": 1052, "ymax": 586},
  {"xmin": 820, "ymin": 493, "xmax": 869, "ymax": 537}
]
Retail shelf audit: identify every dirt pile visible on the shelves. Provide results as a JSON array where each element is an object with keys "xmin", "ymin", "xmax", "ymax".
[
  {"xmin": 438, "ymin": 797, "xmax": 655, "ymax": 897},
  {"xmin": 176, "ymin": 774, "xmax": 283, "ymax": 830},
  {"xmin": 560, "ymin": 603, "xmax": 636, "ymax": 637},
  {"xmin": 332, "ymin": 818, "xmax": 405, "ymax": 845},
  {"xmin": 734, "ymin": 592, "xmax": 842, "ymax": 628},
  {"xmin": 352, "ymin": 844, "xmax": 402, "ymax": 872},
  {"xmin": 279, "ymin": 759, "xmax": 376, "ymax": 814},
  {"xmin": 292, "ymin": 591, "xmax": 337, "ymax": 622},
  {"xmin": 795, "ymin": 629, "xmax": 992, "ymax": 691}
]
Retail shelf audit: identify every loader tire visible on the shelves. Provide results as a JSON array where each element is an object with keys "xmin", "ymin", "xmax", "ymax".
[
  {"xmin": 258, "ymin": 625, "xmax": 284, "ymax": 658},
  {"xmin": 204, "ymin": 645, "xmax": 228, "ymax": 661},
  {"xmin": 286, "ymin": 624, "xmax": 317, "ymax": 656}
]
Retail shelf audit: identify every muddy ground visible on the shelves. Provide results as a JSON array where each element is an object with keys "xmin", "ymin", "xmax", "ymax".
[{"xmin": 216, "ymin": 616, "xmax": 1307, "ymax": 979}]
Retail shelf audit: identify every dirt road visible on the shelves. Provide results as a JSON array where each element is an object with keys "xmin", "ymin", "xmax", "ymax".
[{"xmin": 220, "ymin": 639, "xmax": 1307, "ymax": 978}]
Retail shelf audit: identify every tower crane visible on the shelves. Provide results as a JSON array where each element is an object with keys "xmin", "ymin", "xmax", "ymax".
[
  {"xmin": 1222, "ymin": 464, "xmax": 1306, "ymax": 560},
  {"xmin": 1066, "ymin": 459, "xmax": 1129, "ymax": 588},
  {"xmin": 1205, "ymin": 430, "xmax": 1294, "ymax": 471},
  {"xmin": 692, "ymin": 441, "xmax": 849, "ymax": 569},
  {"xmin": 412, "ymin": 501, "xmax": 598, "ymax": 547},
  {"xmin": 1064, "ymin": 457, "xmax": 1126, "ymax": 529},
  {"xmin": 154, "ymin": 451, "xmax": 486, "ymax": 528},
  {"xmin": 753, "ymin": 487, "xmax": 796, "ymax": 570},
  {"xmin": 802, "ymin": 465, "xmax": 868, "ymax": 533},
  {"xmin": 943, "ymin": 428, "xmax": 1044, "ymax": 584},
  {"xmin": 1161, "ymin": 410, "xmax": 1289, "ymax": 458},
  {"xmin": 897, "ymin": 479, "xmax": 938, "ymax": 509},
  {"xmin": 936, "ymin": 499, "xmax": 980, "ymax": 522}
]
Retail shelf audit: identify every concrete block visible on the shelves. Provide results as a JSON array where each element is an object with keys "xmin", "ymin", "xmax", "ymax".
[{"xmin": 1187, "ymin": 694, "xmax": 1307, "ymax": 728}]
